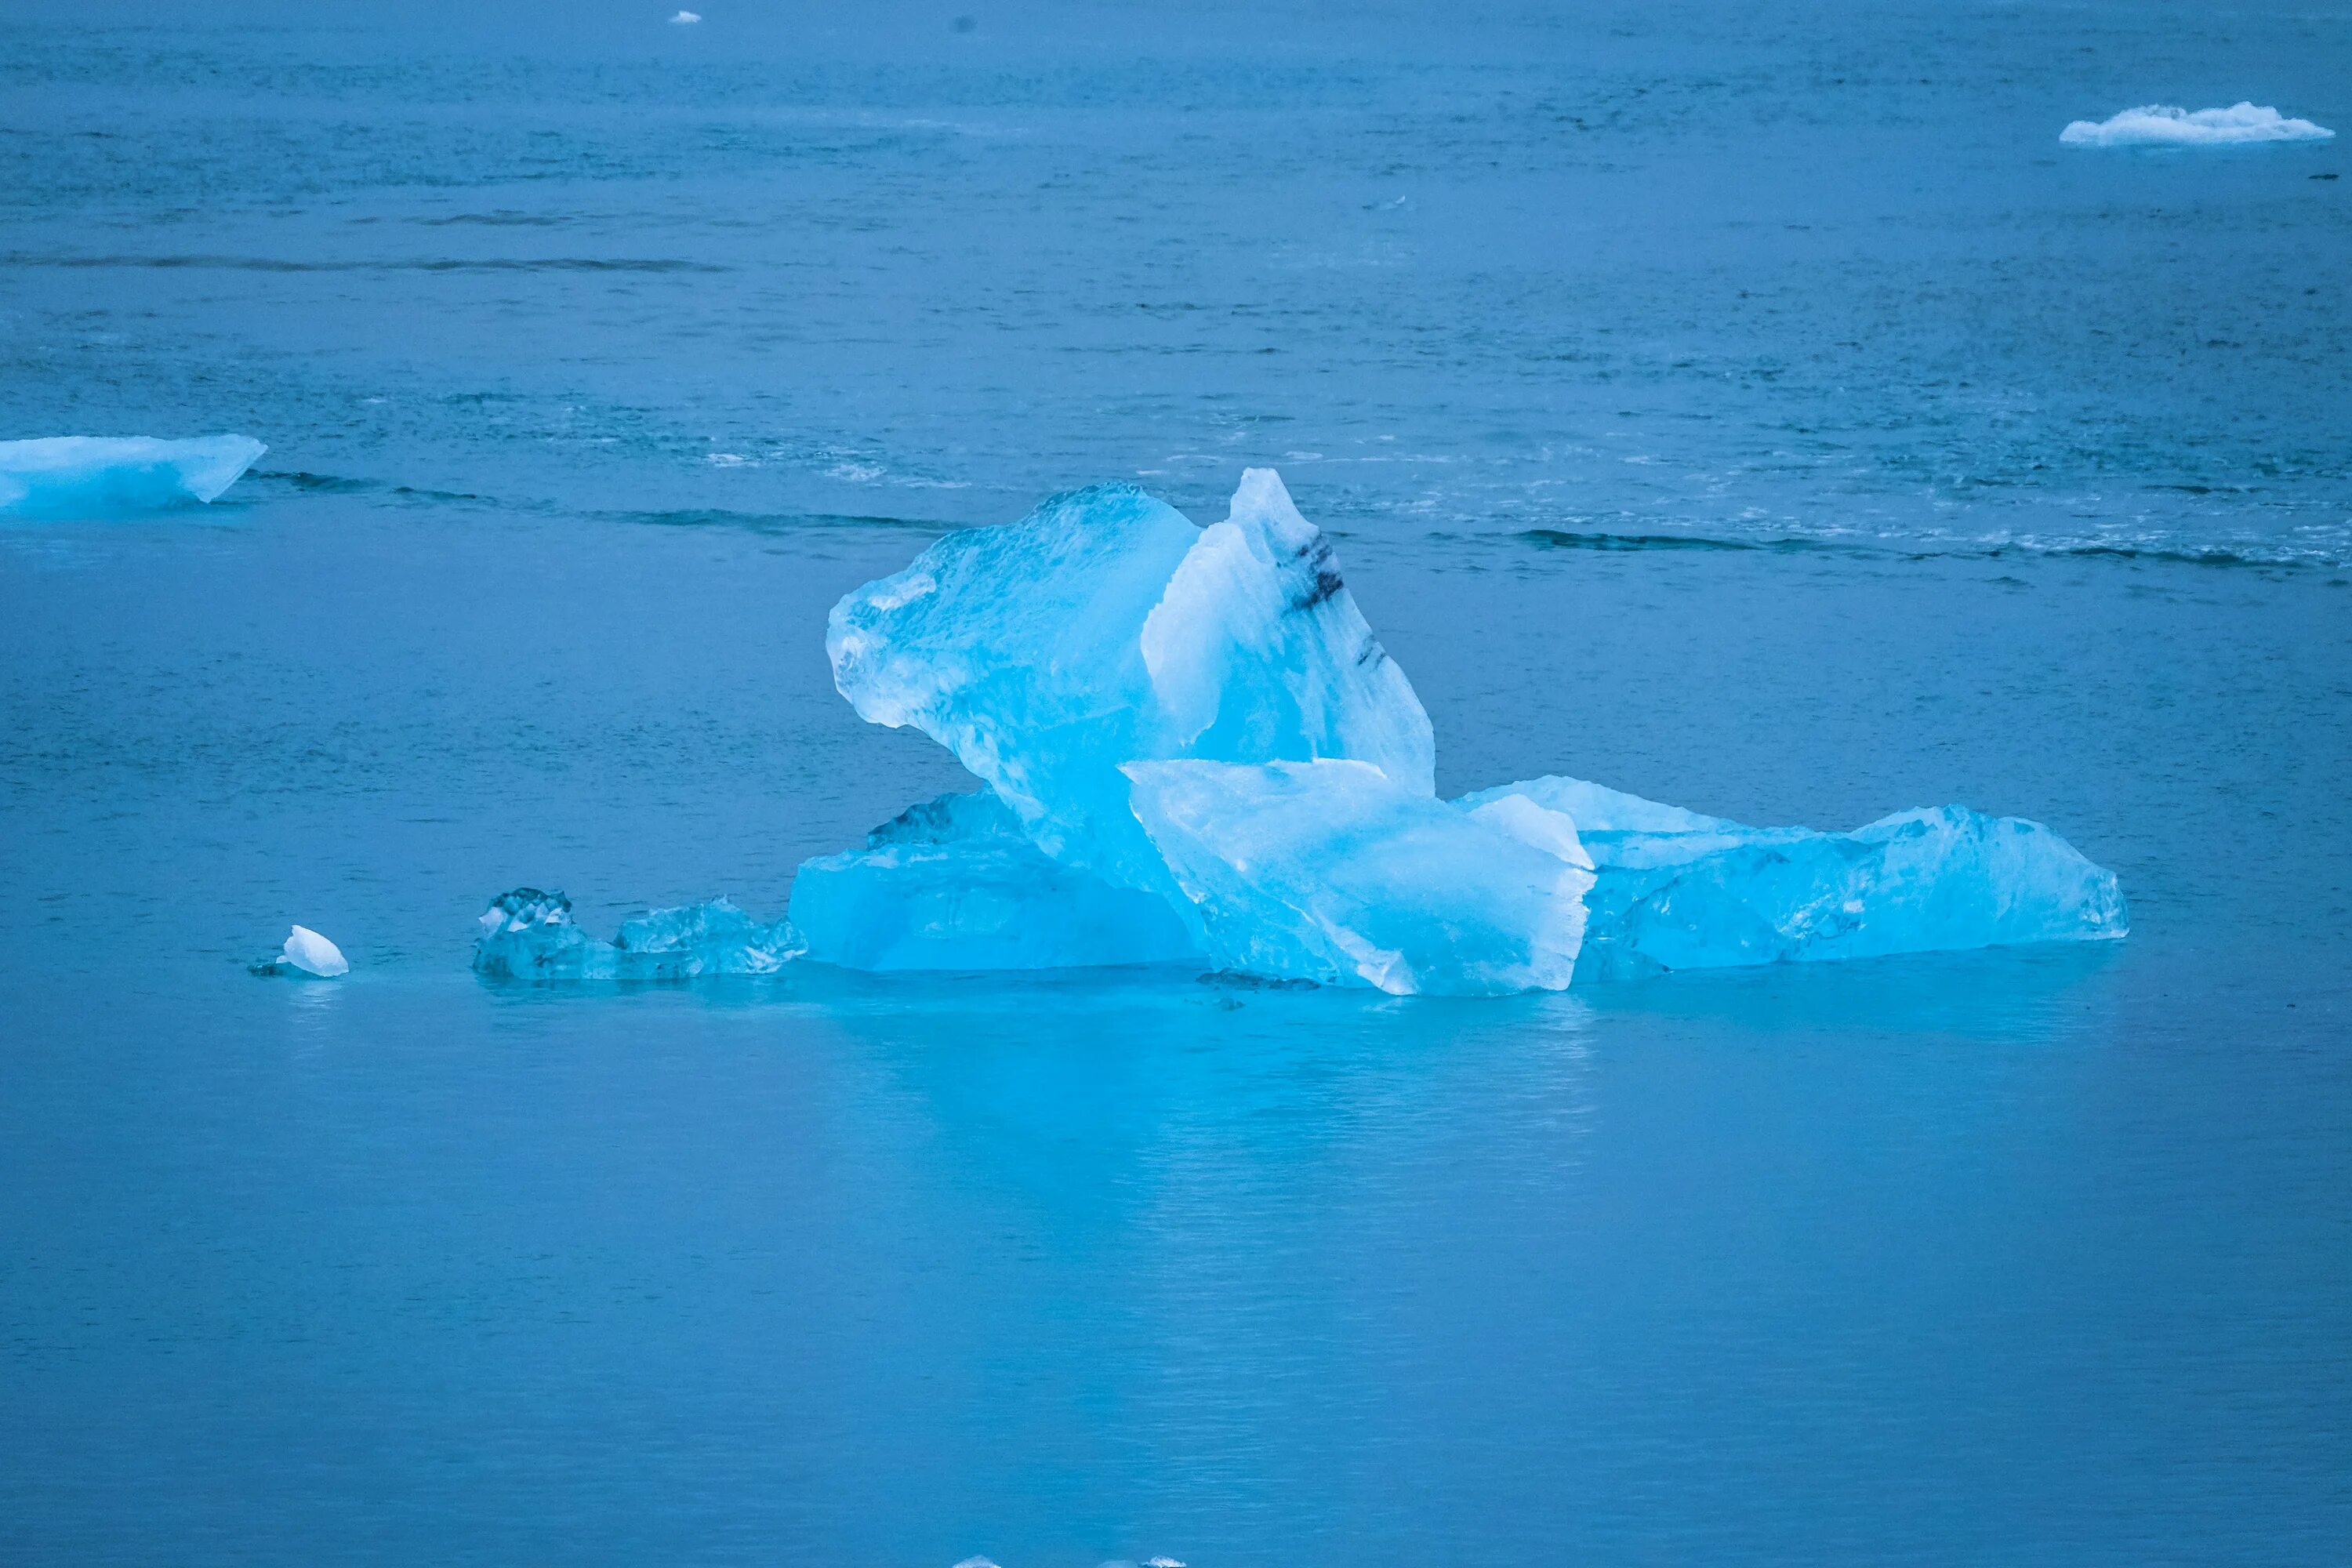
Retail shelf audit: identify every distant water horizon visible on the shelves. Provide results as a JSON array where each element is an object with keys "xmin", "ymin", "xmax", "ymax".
[{"xmin": 5, "ymin": 0, "xmax": 2347, "ymax": 564}]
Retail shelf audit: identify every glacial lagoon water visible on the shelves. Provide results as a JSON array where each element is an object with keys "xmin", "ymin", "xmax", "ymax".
[{"xmin": 3, "ymin": 1, "xmax": 2349, "ymax": 1563}]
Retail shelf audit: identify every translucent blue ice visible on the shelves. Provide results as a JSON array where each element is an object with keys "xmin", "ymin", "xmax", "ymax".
[
  {"xmin": 472, "ymin": 887, "xmax": 800, "ymax": 980},
  {"xmin": 1458, "ymin": 775, "xmax": 2129, "ymax": 980},
  {"xmin": 499, "ymin": 471, "xmax": 2128, "ymax": 994},
  {"xmin": 0, "ymin": 436, "xmax": 267, "ymax": 517},
  {"xmin": 1125, "ymin": 759, "xmax": 1594, "ymax": 995},
  {"xmin": 801, "ymin": 470, "xmax": 2129, "ymax": 996},
  {"xmin": 789, "ymin": 790, "xmax": 1203, "ymax": 971},
  {"xmin": 827, "ymin": 470, "xmax": 1434, "ymax": 920}
]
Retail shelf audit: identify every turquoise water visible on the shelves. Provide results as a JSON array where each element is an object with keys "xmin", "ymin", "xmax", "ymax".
[{"xmin": 3, "ymin": 2, "xmax": 2349, "ymax": 1562}]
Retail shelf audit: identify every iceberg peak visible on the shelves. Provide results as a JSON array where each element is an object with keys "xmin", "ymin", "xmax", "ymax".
[{"xmin": 826, "ymin": 471, "xmax": 1434, "ymax": 906}]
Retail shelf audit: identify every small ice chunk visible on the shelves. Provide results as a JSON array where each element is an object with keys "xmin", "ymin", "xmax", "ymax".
[
  {"xmin": 279, "ymin": 924, "xmax": 348, "ymax": 977},
  {"xmin": 0, "ymin": 436, "xmax": 267, "ymax": 518},
  {"xmin": 472, "ymin": 887, "xmax": 801, "ymax": 980},
  {"xmin": 790, "ymin": 791, "xmax": 1203, "ymax": 971},
  {"xmin": 669, "ymin": 9, "xmax": 701, "ymax": 22},
  {"xmin": 1459, "ymin": 776, "xmax": 2129, "ymax": 980},
  {"xmin": 826, "ymin": 471, "xmax": 1433, "ymax": 911},
  {"xmin": 1123, "ymin": 758, "xmax": 1593, "ymax": 996},
  {"xmin": 2060, "ymin": 103, "xmax": 2334, "ymax": 147}
]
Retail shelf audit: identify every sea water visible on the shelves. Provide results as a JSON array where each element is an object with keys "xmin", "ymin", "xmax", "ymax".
[{"xmin": 2, "ymin": 2, "xmax": 2347, "ymax": 1563}]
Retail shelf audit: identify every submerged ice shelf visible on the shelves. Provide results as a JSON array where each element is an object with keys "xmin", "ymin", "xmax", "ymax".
[
  {"xmin": 0, "ymin": 435, "xmax": 266, "ymax": 517},
  {"xmin": 480, "ymin": 469, "xmax": 2126, "ymax": 994}
]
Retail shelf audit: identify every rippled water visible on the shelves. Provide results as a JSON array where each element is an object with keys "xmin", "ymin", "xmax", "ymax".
[
  {"xmin": 5, "ymin": 0, "xmax": 2349, "ymax": 560},
  {"xmin": 3, "ymin": 2, "xmax": 2348, "ymax": 1563}
]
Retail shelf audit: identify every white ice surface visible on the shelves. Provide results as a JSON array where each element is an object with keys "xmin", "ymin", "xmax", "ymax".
[
  {"xmin": 281, "ymin": 925, "xmax": 348, "ymax": 977},
  {"xmin": 2060, "ymin": 103, "xmax": 2334, "ymax": 147}
]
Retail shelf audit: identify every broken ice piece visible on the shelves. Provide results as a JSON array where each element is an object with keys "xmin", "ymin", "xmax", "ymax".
[
  {"xmin": 472, "ymin": 887, "xmax": 802, "ymax": 980},
  {"xmin": 251, "ymin": 924, "xmax": 348, "ymax": 977},
  {"xmin": 0, "ymin": 436, "xmax": 267, "ymax": 518},
  {"xmin": 1458, "ymin": 775, "xmax": 2129, "ymax": 980},
  {"xmin": 1124, "ymin": 757, "xmax": 1594, "ymax": 996}
]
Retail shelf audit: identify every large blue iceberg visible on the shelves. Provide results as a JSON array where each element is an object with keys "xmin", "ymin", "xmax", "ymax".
[
  {"xmin": 0, "ymin": 436, "xmax": 267, "ymax": 517},
  {"xmin": 483, "ymin": 468, "xmax": 2125, "ymax": 992}
]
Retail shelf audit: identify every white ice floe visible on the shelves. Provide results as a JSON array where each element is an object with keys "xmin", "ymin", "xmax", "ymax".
[
  {"xmin": 2060, "ymin": 103, "xmax": 2335, "ymax": 147},
  {"xmin": 0, "ymin": 435, "xmax": 267, "ymax": 518},
  {"xmin": 669, "ymin": 9, "xmax": 702, "ymax": 22},
  {"xmin": 279, "ymin": 926, "xmax": 349, "ymax": 978}
]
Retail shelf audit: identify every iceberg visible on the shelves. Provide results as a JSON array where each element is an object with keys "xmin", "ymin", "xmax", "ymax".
[
  {"xmin": 0, "ymin": 436, "xmax": 267, "ymax": 518},
  {"xmin": 1458, "ymin": 776, "xmax": 2129, "ymax": 981},
  {"xmin": 790, "ymin": 790, "xmax": 1203, "ymax": 971},
  {"xmin": 250, "ymin": 924, "xmax": 349, "ymax": 978},
  {"xmin": 473, "ymin": 887, "xmax": 800, "ymax": 980},
  {"xmin": 2060, "ymin": 103, "xmax": 2335, "ymax": 147},
  {"xmin": 826, "ymin": 470, "xmax": 1433, "ymax": 916},
  {"xmin": 497, "ymin": 467, "xmax": 2129, "ymax": 997},
  {"xmin": 1125, "ymin": 758, "xmax": 1593, "ymax": 995}
]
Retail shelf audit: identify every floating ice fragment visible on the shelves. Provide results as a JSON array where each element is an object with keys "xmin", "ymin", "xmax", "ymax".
[
  {"xmin": 669, "ymin": 9, "xmax": 702, "ymax": 23},
  {"xmin": 2060, "ymin": 103, "xmax": 2334, "ymax": 147},
  {"xmin": 790, "ymin": 791, "xmax": 1202, "ymax": 971},
  {"xmin": 472, "ymin": 887, "xmax": 800, "ymax": 980},
  {"xmin": 252, "ymin": 924, "xmax": 347, "ymax": 978},
  {"xmin": 282, "ymin": 925, "xmax": 349, "ymax": 976},
  {"xmin": 949, "ymin": 1559, "xmax": 1001, "ymax": 1568},
  {"xmin": 0, "ymin": 436, "xmax": 267, "ymax": 518},
  {"xmin": 826, "ymin": 470, "xmax": 1432, "ymax": 916},
  {"xmin": 1459, "ymin": 776, "xmax": 2128, "ymax": 980},
  {"xmin": 1125, "ymin": 758, "xmax": 1593, "ymax": 996}
]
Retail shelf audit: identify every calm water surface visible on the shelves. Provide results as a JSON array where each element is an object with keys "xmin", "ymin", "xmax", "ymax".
[{"xmin": 2, "ymin": 2, "xmax": 2348, "ymax": 1563}]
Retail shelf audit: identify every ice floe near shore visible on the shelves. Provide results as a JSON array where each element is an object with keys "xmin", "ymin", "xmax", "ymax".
[
  {"xmin": 481, "ymin": 469, "xmax": 2125, "ymax": 994},
  {"xmin": 0, "ymin": 435, "xmax": 267, "ymax": 517},
  {"xmin": 2060, "ymin": 103, "xmax": 2334, "ymax": 147}
]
